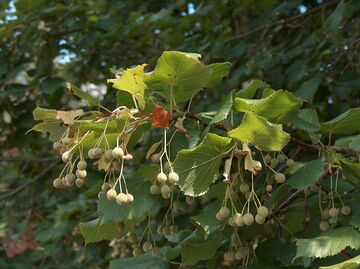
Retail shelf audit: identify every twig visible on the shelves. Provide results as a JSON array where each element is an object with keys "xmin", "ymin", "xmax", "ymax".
[
  {"xmin": 0, "ymin": 156, "xmax": 60, "ymax": 163},
  {"xmin": 291, "ymin": 137, "xmax": 359, "ymax": 157},
  {"xmin": 0, "ymin": 162, "xmax": 59, "ymax": 201}
]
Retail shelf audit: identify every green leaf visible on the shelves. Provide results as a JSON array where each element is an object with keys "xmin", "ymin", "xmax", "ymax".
[
  {"xmin": 233, "ymin": 90, "xmax": 303, "ymax": 123},
  {"xmin": 291, "ymin": 108, "xmax": 320, "ymax": 133},
  {"xmin": 79, "ymin": 219, "xmax": 126, "ymax": 244},
  {"xmin": 109, "ymin": 254, "xmax": 170, "ymax": 269},
  {"xmin": 228, "ymin": 113, "xmax": 290, "ymax": 151},
  {"xmin": 135, "ymin": 164, "xmax": 160, "ymax": 182},
  {"xmin": 335, "ymin": 135, "xmax": 360, "ymax": 151},
  {"xmin": 201, "ymin": 91, "xmax": 233, "ymax": 140},
  {"xmin": 173, "ymin": 133, "xmax": 233, "ymax": 196},
  {"xmin": 76, "ymin": 115, "xmax": 130, "ymax": 133},
  {"xmin": 180, "ymin": 230, "xmax": 221, "ymax": 266},
  {"xmin": 116, "ymin": 90, "xmax": 136, "ymax": 108},
  {"xmin": 339, "ymin": 160, "xmax": 360, "ymax": 187},
  {"xmin": 295, "ymin": 227, "xmax": 360, "ymax": 259},
  {"xmin": 33, "ymin": 107, "xmax": 60, "ymax": 122},
  {"xmin": 31, "ymin": 122, "xmax": 60, "ymax": 133},
  {"xmin": 320, "ymin": 108, "xmax": 360, "ymax": 135},
  {"xmin": 295, "ymin": 76, "xmax": 321, "ymax": 102},
  {"xmin": 191, "ymin": 200, "xmax": 222, "ymax": 237},
  {"xmin": 235, "ymin": 80, "xmax": 269, "ymax": 99},
  {"xmin": 320, "ymin": 255, "xmax": 360, "ymax": 269},
  {"xmin": 209, "ymin": 91, "xmax": 233, "ymax": 125},
  {"xmin": 206, "ymin": 62, "xmax": 231, "ymax": 88},
  {"xmin": 107, "ymin": 64, "xmax": 147, "ymax": 110},
  {"xmin": 31, "ymin": 122, "xmax": 66, "ymax": 142},
  {"xmin": 144, "ymin": 51, "xmax": 212, "ymax": 103},
  {"xmin": 97, "ymin": 178, "xmax": 153, "ymax": 222},
  {"xmin": 286, "ymin": 159, "xmax": 325, "ymax": 189},
  {"xmin": 66, "ymin": 82, "xmax": 101, "ymax": 107},
  {"xmin": 40, "ymin": 77, "xmax": 66, "ymax": 94}
]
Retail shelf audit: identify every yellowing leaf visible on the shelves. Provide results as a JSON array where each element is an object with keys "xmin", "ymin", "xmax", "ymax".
[
  {"xmin": 56, "ymin": 109, "xmax": 84, "ymax": 125},
  {"xmin": 108, "ymin": 64, "xmax": 147, "ymax": 110}
]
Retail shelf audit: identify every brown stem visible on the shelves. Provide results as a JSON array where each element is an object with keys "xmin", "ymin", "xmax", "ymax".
[
  {"xmin": 291, "ymin": 137, "xmax": 359, "ymax": 157},
  {"xmin": 271, "ymin": 168, "xmax": 331, "ymax": 216}
]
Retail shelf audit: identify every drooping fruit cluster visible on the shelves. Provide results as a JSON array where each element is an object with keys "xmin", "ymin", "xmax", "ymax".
[
  {"xmin": 53, "ymin": 133, "xmax": 89, "ymax": 189},
  {"xmin": 52, "ymin": 120, "xmax": 136, "ymax": 206},
  {"xmin": 318, "ymin": 169, "xmax": 351, "ymax": 231},
  {"xmin": 148, "ymin": 129, "xmax": 179, "ymax": 200},
  {"xmin": 223, "ymin": 231, "xmax": 253, "ymax": 266}
]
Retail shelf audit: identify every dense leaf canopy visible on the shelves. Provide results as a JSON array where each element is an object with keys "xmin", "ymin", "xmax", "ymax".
[{"xmin": 0, "ymin": 0, "xmax": 359, "ymax": 268}]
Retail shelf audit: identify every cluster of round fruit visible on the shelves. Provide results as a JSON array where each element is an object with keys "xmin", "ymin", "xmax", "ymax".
[
  {"xmin": 89, "ymin": 146, "xmax": 133, "ymax": 161},
  {"xmin": 126, "ymin": 233, "xmax": 161, "ymax": 257},
  {"xmin": 150, "ymin": 170, "xmax": 179, "ymax": 199},
  {"xmin": 223, "ymin": 232, "xmax": 251, "ymax": 265},
  {"xmin": 53, "ymin": 150, "xmax": 88, "ymax": 188},
  {"xmin": 106, "ymin": 188, "xmax": 134, "ymax": 205},
  {"xmin": 223, "ymin": 247, "xmax": 249, "ymax": 265},
  {"xmin": 53, "ymin": 137, "xmax": 73, "ymax": 154},
  {"xmin": 216, "ymin": 205, "xmax": 269, "ymax": 226},
  {"xmin": 157, "ymin": 224, "xmax": 179, "ymax": 236},
  {"xmin": 264, "ymin": 153, "xmax": 294, "ymax": 169},
  {"xmin": 319, "ymin": 205, "xmax": 351, "ymax": 231}
]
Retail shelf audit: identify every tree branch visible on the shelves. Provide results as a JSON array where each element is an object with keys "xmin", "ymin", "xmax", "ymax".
[
  {"xmin": 272, "ymin": 168, "xmax": 332, "ymax": 216},
  {"xmin": 291, "ymin": 137, "xmax": 359, "ymax": 157},
  {"xmin": 0, "ymin": 162, "xmax": 59, "ymax": 201},
  {"xmin": 226, "ymin": 0, "xmax": 340, "ymax": 42}
]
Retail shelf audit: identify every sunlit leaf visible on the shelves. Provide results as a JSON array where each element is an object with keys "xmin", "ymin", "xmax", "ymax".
[
  {"xmin": 173, "ymin": 133, "xmax": 233, "ymax": 196},
  {"xmin": 320, "ymin": 255, "xmax": 360, "ymax": 269},
  {"xmin": 228, "ymin": 113, "xmax": 290, "ymax": 151},
  {"xmin": 107, "ymin": 64, "xmax": 147, "ymax": 109},
  {"xmin": 320, "ymin": 108, "xmax": 360, "ymax": 135},
  {"xmin": 295, "ymin": 227, "xmax": 360, "ymax": 259},
  {"xmin": 144, "ymin": 51, "xmax": 212, "ymax": 103},
  {"xmin": 233, "ymin": 90, "xmax": 303, "ymax": 123},
  {"xmin": 235, "ymin": 80, "xmax": 269, "ymax": 99},
  {"xmin": 206, "ymin": 62, "xmax": 231, "ymax": 88}
]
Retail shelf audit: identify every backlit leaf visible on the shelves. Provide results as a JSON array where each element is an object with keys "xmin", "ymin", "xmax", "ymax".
[
  {"xmin": 108, "ymin": 64, "xmax": 147, "ymax": 110},
  {"xmin": 320, "ymin": 108, "xmax": 360, "ymax": 135},
  {"xmin": 144, "ymin": 51, "xmax": 212, "ymax": 103}
]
